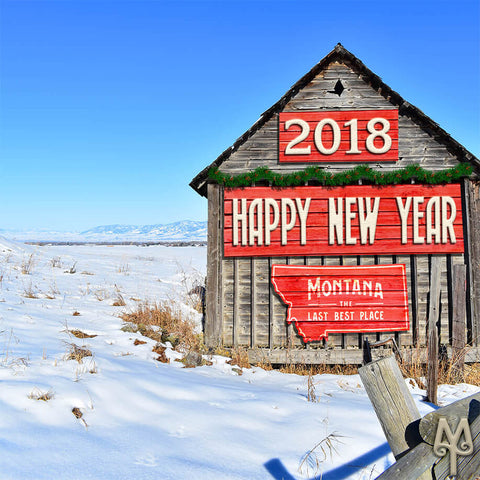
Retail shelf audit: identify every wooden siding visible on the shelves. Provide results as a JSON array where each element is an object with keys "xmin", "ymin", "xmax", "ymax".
[
  {"xmin": 218, "ymin": 248, "xmax": 466, "ymax": 354},
  {"xmin": 203, "ymin": 60, "xmax": 474, "ymax": 361}
]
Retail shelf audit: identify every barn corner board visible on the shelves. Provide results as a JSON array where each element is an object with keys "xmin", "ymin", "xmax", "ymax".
[{"xmin": 191, "ymin": 43, "xmax": 480, "ymax": 364}]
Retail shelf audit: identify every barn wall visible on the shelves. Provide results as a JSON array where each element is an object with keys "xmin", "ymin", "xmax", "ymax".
[{"xmin": 204, "ymin": 61, "xmax": 473, "ymax": 362}]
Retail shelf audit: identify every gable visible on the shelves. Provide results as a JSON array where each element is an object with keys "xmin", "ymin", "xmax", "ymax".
[{"xmin": 191, "ymin": 45, "xmax": 479, "ymax": 197}]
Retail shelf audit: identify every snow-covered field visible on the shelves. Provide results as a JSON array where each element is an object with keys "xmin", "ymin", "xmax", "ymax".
[{"xmin": 0, "ymin": 237, "xmax": 478, "ymax": 480}]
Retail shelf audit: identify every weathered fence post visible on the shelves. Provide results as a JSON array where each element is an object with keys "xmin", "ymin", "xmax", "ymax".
[
  {"xmin": 358, "ymin": 355, "xmax": 420, "ymax": 459},
  {"xmin": 427, "ymin": 256, "xmax": 442, "ymax": 405},
  {"xmin": 452, "ymin": 264, "xmax": 467, "ymax": 382}
]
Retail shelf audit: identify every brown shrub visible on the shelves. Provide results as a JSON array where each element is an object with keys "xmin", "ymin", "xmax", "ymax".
[{"xmin": 121, "ymin": 302, "xmax": 203, "ymax": 354}]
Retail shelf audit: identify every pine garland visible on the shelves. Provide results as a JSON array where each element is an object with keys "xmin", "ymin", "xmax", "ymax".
[{"xmin": 208, "ymin": 163, "xmax": 473, "ymax": 188}]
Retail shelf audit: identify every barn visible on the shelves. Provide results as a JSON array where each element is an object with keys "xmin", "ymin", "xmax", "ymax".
[{"xmin": 190, "ymin": 44, "xmax": 480, "ymax": 364}]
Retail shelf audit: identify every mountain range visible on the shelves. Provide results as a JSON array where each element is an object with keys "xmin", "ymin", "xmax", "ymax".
[{"xmin": 0, "ymin": 220, "xmax": 207, "ymax": 242}]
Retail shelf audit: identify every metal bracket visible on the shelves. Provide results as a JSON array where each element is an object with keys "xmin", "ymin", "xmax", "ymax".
[{"xmin": 363, "ymin": 336, "xmax": 403, "ymax": 365}]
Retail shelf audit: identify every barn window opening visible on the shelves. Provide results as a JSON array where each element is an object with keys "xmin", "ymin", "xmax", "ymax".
[{"xmin": 332, "ymin": 79, "xmax": 344, "ymax": 96}]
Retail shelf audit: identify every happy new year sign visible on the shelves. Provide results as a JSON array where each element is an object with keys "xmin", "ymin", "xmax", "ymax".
[
  {"xmin": 223, "ymin": 184, "xmax": 463, "ymax": 257},
  {"xmin": 271, "ymin": 264, "xmax": 409, "ymax": 342}
]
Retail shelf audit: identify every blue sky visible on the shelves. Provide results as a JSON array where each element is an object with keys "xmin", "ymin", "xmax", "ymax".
[{"xmin": 0, "ymin": 0, "xmax": 479, "ymax": 231}]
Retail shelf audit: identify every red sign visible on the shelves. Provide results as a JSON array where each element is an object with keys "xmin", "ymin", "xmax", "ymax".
[
  {"xmin": 271, "ymin": 264, "xmax": 409, "ymax": 342},
  {"xmin": 223, "ymin": 184, "xmax": 463, "ymax": 257},
  {"xmin": 279, "ymin": 109, "xmax": 399, "ymax": 163}
]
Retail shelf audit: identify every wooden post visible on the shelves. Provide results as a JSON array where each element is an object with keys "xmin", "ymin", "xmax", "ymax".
[
  {"xmin": 452, "ymin": 264, "xmax": 467, "ymax": 382},
  {"xmin": 427, "ymin": 256, "xmax": 441, "ymax": 405},
  {"xmin": 358, "ymin": 355, "xmax": 420, "ymax": 459}
]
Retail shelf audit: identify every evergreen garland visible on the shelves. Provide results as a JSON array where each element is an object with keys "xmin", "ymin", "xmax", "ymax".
[{"xmin": 208, "ymin": 163, "xmax": 473, "ymax": 188}]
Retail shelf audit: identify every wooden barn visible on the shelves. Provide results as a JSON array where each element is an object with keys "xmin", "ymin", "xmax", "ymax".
[{"xmin": 190, "ymin": 44, "xmax": 480, "ymax": 364}]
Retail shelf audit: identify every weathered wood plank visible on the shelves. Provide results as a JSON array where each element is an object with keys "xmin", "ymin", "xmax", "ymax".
[
  {"xmin": 252, "ymin": 258, "xmax": 270, "ymax": 347},
  {"xmin": 205, "ymin": 183, "xmax": 223, "ymax": 347},
  {"xmin": 235, "ymin": 258, "xmax": 251, "ymax": 346},
  {"xmin": 427, "ymin": 256, "xmax": 441, "ymax": 405},
  {"xmin": 452, "ymin": 264, "xmax": 467, "ymax": 381},
  {"xmin": 221, "ymin": 259, "xmax": 234, "ymax": 346},
  {"xmin": 416, "ymin": 255, "xmax": 430, "ymax": 346},
  {"xmin": 247, "ymin": 346, "xmax": 480, "ymax": 365}
]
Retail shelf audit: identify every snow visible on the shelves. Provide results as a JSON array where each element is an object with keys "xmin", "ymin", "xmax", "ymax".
[{"xmin": 0, "ymin": 242, "xmax": 478, "ymax": 479}]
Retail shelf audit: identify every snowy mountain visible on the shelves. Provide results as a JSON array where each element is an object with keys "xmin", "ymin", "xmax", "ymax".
[
  {"xmin": 0, "ymin": 220, "xmax": 207, "ymax": 243},
  {"xmin": 81, "ymin": 220, "xmax": 207, "ymax": 241}
]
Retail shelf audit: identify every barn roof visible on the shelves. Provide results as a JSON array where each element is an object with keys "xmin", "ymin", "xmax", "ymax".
[{"xmin": 190, "ymin": 43, "xmax": 479, "ymax": 197}]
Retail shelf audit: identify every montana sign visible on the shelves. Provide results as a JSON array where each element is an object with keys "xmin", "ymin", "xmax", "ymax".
[
  {"xmin": 271, "ymin": 264, "xmax": 409, "ymax": 342},
  {"xmin": 223, "ymin": 183, "xmax": 463, "ymax": 257}
]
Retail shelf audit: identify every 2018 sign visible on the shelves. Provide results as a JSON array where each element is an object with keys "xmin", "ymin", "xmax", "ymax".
[
  {"xmin": 223, "ymin": 184, "xmax": 463, "ymax": 257},
  {"xmin": 271, "ymin": 264, "xmax": 409, "ymax": 342},
  {"xmin": 279, "ymin": 109, "xmax": 398, "ymax": 163}
]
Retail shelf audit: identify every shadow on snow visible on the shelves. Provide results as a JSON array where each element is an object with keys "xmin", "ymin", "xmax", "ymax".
[{"xmin": 264, "ymin": 442, "xmax": 391, "ymax": 479}]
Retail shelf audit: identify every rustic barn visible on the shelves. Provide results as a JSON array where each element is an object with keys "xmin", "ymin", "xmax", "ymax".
[{"xmin": 190, "ymin": 44, "xmax": 480, "ymax": 364}]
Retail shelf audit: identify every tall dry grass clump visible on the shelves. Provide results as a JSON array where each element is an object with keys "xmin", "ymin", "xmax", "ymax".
[
  {"xmin": 121, "ymin": 302, "xmax": 203, "ymax": 354},
  {"xmin": 398, "ymin": 345, "xmax": 480, "ymax": 387}
]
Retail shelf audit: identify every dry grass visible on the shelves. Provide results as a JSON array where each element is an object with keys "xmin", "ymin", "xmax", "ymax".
[
  {"xmin": 69, "ymin": 330, "xmax": 97, "ymax": 339},
  {"xmin": 153, "ymin": 344, "xmax": 169, "ymax": 363},
  {"xmin": 28, "ymin": 388, "xmax": 54, "ymax": 402},
  {"xmin": 22, "ymin": 283, "xmax": 38, "ymax": 299},
  {"xmin": 299, "ymin": 432, "xmax": 345, "ymax": 478},
  {"xmin": 50, "ymin": 257, "xmax": 62, "ymax": 268},
  {"xmin": 227, "ymin": 347, "xmax": 251, "ymax": 369},
  {"xmin": 112, "ymin": 293, "xmax": 126, "ymax": 307},
  {"xmin": 21, "ymin": 254, "xmax": 35, "ymax": 275},
  {"xmin": 307, "ymin": 373, "xmax": 318, "ymax": 402},
  {"xmin": 121, "ymin": 302, "xmax": 203, "ymax": 354},
  {"xmin": 64, "ymin": 262, "xmax": 77, "ymax": 274},
  {"xmin": 400, "ymin": 354, "xmax": 480, "ymax": 387},
  {"xmin": 66, "ymin": 343, "xmax": 93, "ymax": 363}
]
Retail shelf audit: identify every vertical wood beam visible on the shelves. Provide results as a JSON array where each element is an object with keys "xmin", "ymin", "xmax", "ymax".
[
  {"xmin": 410, "ymin": 255, "xmax": 419, "ymax": 345},
  {"xmin": 205, "ymin": 183, "xmax": 223, "ymax": 347},
  {"xmin": 452, "ymin": 264, "xmax": 467, "ymax": 381},
  {"xmin": 250, "ymin": 258, "xmax": 256, "ymax": 348},
  {"xmin": 427, "ymin": 256, "xmax": 441, "ymax": 405}
]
